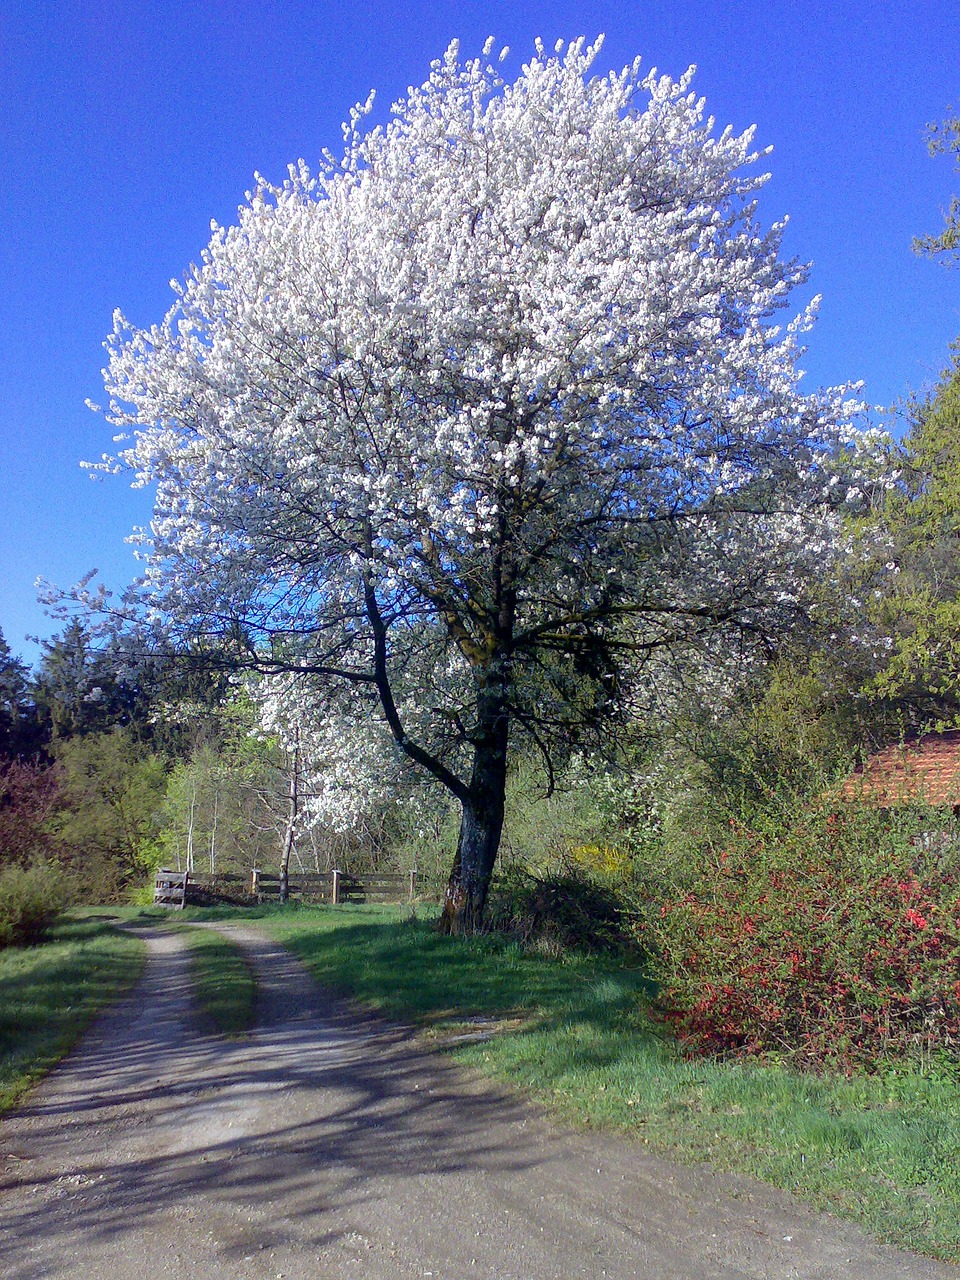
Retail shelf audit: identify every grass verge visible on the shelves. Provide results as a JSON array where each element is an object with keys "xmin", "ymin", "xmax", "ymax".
[
  {"xmin": 244, "ymin": 902, "xmax": 960, "ymax": 1263},
  {"xmin": 181, "ymin": 926, "xmax": 257, "ymax": 1036},
  {"xmin": 0, "ymin": 912, "xmax": 145, "ymax": 1113}
]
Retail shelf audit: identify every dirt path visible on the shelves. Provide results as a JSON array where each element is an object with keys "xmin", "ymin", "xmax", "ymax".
[{"xmin": 0, "ymin": 923, "xmax": 955, "ymax": 1280}]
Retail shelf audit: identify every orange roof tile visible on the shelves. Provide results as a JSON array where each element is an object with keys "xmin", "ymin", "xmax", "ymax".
[{"xmin": 840, "ymin": 731, "xmax": 960, "ymax": 806}]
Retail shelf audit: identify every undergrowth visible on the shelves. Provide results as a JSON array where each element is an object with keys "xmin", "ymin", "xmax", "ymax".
[{"xmin": 0, "ymin": 859, "xmax": 67, "ymax": 949}]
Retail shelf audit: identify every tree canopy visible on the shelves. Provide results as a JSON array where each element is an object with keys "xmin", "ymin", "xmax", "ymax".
[
  {"xmin": 863, "ymin": 352, "xmax": 960, "ymax": 712},
  {"xmin": 94, "ymin": 37, "xmax": 866, "ymax": 929},
  {"xmin": 913, "ymin": 112, "xmax": 960, "ymax": 265},
  {"xmin": 0, "ymin": 630, "xmax": 37, "ymax": 759}
]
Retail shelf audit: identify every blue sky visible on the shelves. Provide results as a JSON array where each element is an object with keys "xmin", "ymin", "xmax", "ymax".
[{"xmin": 1, "ymin": 0, "xmax": 958, "ymax": 664}]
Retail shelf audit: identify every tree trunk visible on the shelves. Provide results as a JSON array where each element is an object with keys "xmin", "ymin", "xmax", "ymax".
[
  {"xmin": 439, "ymin": 732, "xmax": 508, "ymax": 935},
  {"xmin": 185, "ymin": 787, "xmax": 196, "ymax": 874},
  {"xmin": 279, "ymin": 739, "xmax": 299, "ymax": 904},
  {"xmin": 208, "ymin": 791, "xmax": 218, "ymax": 876},
  {"xmin": 362, "ymin": 562, "xmax": 515, "ymax": 935}
]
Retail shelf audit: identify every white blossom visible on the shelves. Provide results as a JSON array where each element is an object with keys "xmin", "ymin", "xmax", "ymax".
[{"xmin": 88, "ymin": 38, "xmax": 874, "ymax": 919}]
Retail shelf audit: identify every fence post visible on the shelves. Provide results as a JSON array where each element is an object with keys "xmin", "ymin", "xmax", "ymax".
[
  {"xmin": 251, "ymin": 868, "xmax": 260, "ymax": 898},
  {"xmin": 408, "ymin": 868, "xmax": 416, "ymax": 901},
  {"xmin": 332, "ymin": 868, "xmax": 341, "ymax": 905}
]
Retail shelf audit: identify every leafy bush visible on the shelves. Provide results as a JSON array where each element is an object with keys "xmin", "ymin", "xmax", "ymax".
[
  {"xmin": 643, "ymin": 799, "xmax": 960, "ymax": 1068},
  {"xmin": 0, "ymin": 760, "xmax": 64, "ymax": 867},
  {"xmin": 485, "ymin": 864, "xmax": 634, "ymax": 955},
  {"xmin": 0, "ymin": 860, "xmax": 68, "ymax": 949}
]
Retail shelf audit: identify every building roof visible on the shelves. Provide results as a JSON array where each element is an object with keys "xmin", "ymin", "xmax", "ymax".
[{"xmin": 839, "ymin": 731, "xmax": 960, "ymax": 807}]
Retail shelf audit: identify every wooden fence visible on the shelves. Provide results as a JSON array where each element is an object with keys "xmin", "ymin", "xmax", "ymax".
[
  {"xmin": 153, "ymin": 868, "xmax": 188, "ymax": 909},
  {"xmin": 176, "ymin": 872, "xmax": 250, "ymax": 906},
  {"xmin": 251, "ymin": 868, "xmax": 419, "ymax": 904},
  {"xmin": 153, "ymin": 867, "xmax": 422, "ymax": 908}
]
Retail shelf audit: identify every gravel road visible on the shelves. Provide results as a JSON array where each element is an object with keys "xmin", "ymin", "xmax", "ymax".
[{"xmin": 0, "ymin": 923, "xmax": 955, "ymax": 1280}]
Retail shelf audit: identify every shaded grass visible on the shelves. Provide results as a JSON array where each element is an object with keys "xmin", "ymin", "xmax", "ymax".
[
  {"xmin": 181, "ymin": 927, "xmax": 257, "ymax": 1037},
  {"xmin": 0, "ymin": 913, "xmax": 145, "ymax": 1112},
  {"xmin": 250, "ymin": 903, "xmax": 960, "ymax": 1263}
]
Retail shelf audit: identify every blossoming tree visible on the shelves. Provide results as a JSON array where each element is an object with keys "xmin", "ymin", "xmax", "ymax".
[{"xmin": 95, "ymin": 37, "xmax": 865, "ymax": 931}]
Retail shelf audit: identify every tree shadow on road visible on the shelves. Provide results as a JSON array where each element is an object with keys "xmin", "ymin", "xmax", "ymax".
[{"xmin": 0, "ymin": 924, "xmax": 551, "ymax": 1278}]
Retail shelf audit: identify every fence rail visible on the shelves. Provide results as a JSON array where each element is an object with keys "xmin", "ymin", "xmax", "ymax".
[
  {"xmin": 153, "ymin": 867, "xmax": 423, "ymax": 908},
  {"xmin": 251, "ymin": 868, "xmax": 420, "ymax": 904}
]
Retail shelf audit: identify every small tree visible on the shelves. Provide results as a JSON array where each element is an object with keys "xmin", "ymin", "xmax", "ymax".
[
  {"xmin": 156, "ymin": 739, "xmax": 282, "ymax": 875},
  {"xmin": 52, "ymin": 729, "xmax": 167, "ymax": 900},
  {"xmin": 94, "ymin": 38, "xmax": 866, "ymax": 930},
  {"xmin": 0, "ymin": 759, "xmax": 63, "ymax": 869}
]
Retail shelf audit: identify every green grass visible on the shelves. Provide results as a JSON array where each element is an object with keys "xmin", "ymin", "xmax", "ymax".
[
  {"xmin": 181, "ymin": 926, "xmax": 257, "ymax": 1036},
  {"xmin": 0, "ymin": 912, "xmax": 146, "ymax": 1112},
  {"xmin": 243, "ymin": 902, "xmax": 960, "ymax": 1264}
]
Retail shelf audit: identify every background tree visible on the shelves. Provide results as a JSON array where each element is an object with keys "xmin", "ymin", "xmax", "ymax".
[
  {"xmin": 94, "ymin": 38, "xmax": 867, "ymax": 931},
  {"xmin": 0, "ymin": 630, "xmax": 43, "ymax": 759},
  {"xmin": 51, "ymin": 727, "xmax": 167, "ymax": 900},
  {"xmin": 860, "ymin": 352, "xmax": 960, "ymax": 716},
  {"xmin": 33, "ymin": 621, "xmax": 150, "ymax": 742}
]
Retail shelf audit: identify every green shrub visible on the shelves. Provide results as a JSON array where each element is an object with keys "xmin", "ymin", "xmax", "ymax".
[
  {"xmin": 642, "ymin": 799, "xmax": 960, "ymax": 1068},
  {"xmin": 0, "ymin": 861, "xmax": 68, "ymax": 949},
  {"xmin": 485, "ymin": 863, "xmax": 634, "ymax": 955}
]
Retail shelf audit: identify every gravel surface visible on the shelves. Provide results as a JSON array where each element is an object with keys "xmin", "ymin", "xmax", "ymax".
[{"xmin": 0, "ymin": 922, "xmax": 955, "ymax": 1280}]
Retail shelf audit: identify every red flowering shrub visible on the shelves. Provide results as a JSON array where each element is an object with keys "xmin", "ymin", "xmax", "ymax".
[{"xmin": 644, "ymin": 802, "xmax": 960, "ymax": 1067}]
